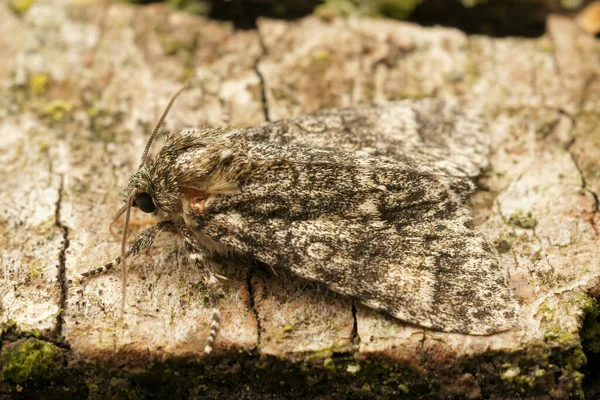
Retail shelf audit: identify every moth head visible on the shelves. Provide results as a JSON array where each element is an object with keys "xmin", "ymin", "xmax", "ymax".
[
  {"xmin": 123, "ymin": 160, "xmax": 181, "ymax": 216},
  {"xmin": 114, "ymin": 81, "xmax": 190, "ymax": 319},
  {"xmin": 124, "ymin": 164, "xmax": 155, "ymax": 212}
]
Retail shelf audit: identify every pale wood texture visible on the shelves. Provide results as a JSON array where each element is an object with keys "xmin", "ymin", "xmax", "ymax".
[{"xmin": 1, "ymin": 0, "xmax": 599, "ymax": 398}]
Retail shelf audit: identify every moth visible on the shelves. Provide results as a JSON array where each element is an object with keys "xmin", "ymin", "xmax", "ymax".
[{"xmin": 82, "ymin": 86, "xmax": 516, "ymax": 354}]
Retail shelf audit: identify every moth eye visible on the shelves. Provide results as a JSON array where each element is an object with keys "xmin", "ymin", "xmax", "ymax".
[{"xmin": 133, "ymin": 193, "xmax": 155, "ymax": 213}]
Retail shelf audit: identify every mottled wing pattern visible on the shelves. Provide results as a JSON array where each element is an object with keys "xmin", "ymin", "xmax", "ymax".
[
  {"xmin": 244, "ymin": 98, "xmax": 489, "ymax": 178},
  {"xmin": 192, "ymin": 143, "xmax": 515, "ymax": 335}
]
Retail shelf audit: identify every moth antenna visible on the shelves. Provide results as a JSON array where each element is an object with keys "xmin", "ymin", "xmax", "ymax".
[
  {"xmin": 118, "ymin": 79, "xmax": 191, "ymax": 319},
  {"xmin": 120, "ymin": 196, "xmax": 133, "ymax": 319},
  {"xmin": 109, "ymin": 203, "xmax": 128, "ymax": 239},
  {"xmin": 139, "ymin": 78, "xmax": 191, "ymax": 167}
]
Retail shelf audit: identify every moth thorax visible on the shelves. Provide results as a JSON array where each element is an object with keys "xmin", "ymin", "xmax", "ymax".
[{"xmin": 180, "ymin": 186, "xmax": 210, "ymax": 216}]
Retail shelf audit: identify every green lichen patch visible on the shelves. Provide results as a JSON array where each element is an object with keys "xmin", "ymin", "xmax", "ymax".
[
  {"xmin": 0, "ymin": 338, "xmax": 62, "ymax": 384},
  {"xmin": 29, "ymin": 74, "xmax": 50, "ymax": 97},
  {"xmin": 167, "ymin": 0, "xmax": 210, "ymax": 15},
  {"xmin": 323, "ymin": 357, "xmax": 336, "ymax": 371},
  {"xmin": 311, "ymin": 49, "xmax": 333, "ymax": 64},
  {"xmin": 40, "ymin": 100, "xmax": 73, "ymax": 123},
  {"xmin": 9, "ymin": 0, "xmax": 36, "ymax": 16},
  {"xmin": 346, "ymin": 363, "xmax": 360, "ymax": 374},
  {"xmin": 315, "ymin": 0, "xmax": 423, "ymax": 20},
  {"xmin": 538, "ymin": 298, "xmax": 580, "ymax": 346},
  {"xmin": 27, "ymin": 263, "xmax": 43, "ymax": 280},
  {"xmin": 581, "ymin": 297, "xmax": 600, "ymax": 354},
  {"xmin": 501, "ymin": 365, "xmax": 535, "ymax": 394},
  {"xmin": 349, "ymin": 358, "xmax": 426, "ymax": 396},
  {"xmin": 459, "ymin": 342, "xmax": 586, "ymax": 398},
  {"xmin": 509, "ymin": 211, "xmax": 538, "ymax": 229},
  {"xmin": 0, "ymin": 321, "xmax": 19, "ymax": 340},
  {"xmin": 0, "ymin": 338, "xmax": 588, "ymax": 398}
]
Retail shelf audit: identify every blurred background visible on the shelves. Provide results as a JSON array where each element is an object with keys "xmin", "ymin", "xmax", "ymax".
[{"xmin": 107, "ymin": 0, "xmax": 600, "ymax": 35}]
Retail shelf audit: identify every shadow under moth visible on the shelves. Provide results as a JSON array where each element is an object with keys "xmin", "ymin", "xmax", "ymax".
[{"xmin": 82, "ymin": 86, "xmax": 516, "ymax": 354}]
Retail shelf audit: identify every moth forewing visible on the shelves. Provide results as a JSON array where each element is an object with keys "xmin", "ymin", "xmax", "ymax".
[
  {"xmin": 84, "ymin": 97, "xmax": 515, "ymax": 356},
  {"xmin": 190, "ymin": 139, "xmax": 516, "ymax": 336}
]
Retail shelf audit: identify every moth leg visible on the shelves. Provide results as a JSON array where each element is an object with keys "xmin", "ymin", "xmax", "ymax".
[
  {"xmin": 189, "ymin": 252, "xmax": 222, "ymax": 355},
  {"xmin": 80, "ymin": 221, "xmax": 173, "ymax": 280},
  {"xmin": 182, "ymin": 235, "xmax": 223, "ymax": 354}
]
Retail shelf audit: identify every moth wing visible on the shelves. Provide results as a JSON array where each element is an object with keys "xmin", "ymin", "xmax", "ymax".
[
  {"xmin": 194, "ymin": 144, "xmax": 515, "ymax": 335},
  {"xmin": 244, "ymin": 98, "xmax": 489, "ymax": 178}
]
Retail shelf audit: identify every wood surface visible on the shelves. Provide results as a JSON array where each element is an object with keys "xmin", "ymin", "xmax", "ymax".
[{"xmin": 1, "ymin": 0, "xmax": 599, "ymax": 397}]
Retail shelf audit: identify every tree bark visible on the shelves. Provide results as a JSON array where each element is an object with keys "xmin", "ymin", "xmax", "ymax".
[{"xmin": 1, "ymin": 0, "xmax": 599, "ymax": 398}]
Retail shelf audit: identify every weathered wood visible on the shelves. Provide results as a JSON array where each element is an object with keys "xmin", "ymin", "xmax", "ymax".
[{"xmin": 1, "ymin": 0, "xmax": 599, "ymax": 398}]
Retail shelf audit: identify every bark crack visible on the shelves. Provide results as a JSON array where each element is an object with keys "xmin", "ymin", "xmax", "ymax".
[
  {"xmin": 54, "ymin": 175, "xmax": 70, "ymax": 342},
  {"xmin": 351, "ymin": 302, "xmax": 360, "ymax": 345},
  {"xmin": 547, "ymin": 15, "xmax": 599, "ymax": 236},
  {"xmin": 569, "ymin": 150, "xmax": 600, "ymax": 236},
  {"xmin": 247, "ymin": 268, "xmax": 262, "ymax": 351},
  {"xmin": 254, "ymin": 26, "xmax": 270, "ymax": 122}
]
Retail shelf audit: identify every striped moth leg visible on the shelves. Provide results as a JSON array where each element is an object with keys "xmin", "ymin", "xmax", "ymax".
[
  {"xmin": 80, "ymin": 221, "xmax": 173, "ymax": 280},
  {"xmin": 181, "ymin": 229, "xmax": 224, "ymax": 354}
]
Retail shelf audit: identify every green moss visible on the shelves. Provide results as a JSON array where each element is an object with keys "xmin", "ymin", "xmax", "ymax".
[
  {"xmin": 535, "ymin": 293, "xmax": 592, "ymax": 396},
  {"xmin": 378, "ymin": 0, "xmax": 420, "ymax": 19},
  {"xmin": 1, "ymin": 320, "xmax": 18, "ymax": 338},
  {"xmin": 315, "ymin": 0, "xmax": 422, "ymax": 20},
  {"xmin": 7, "ymin": 341, "xmax": 581, "ymax": 398},
  {"xmin": 312, "ymin": 49, "xmax": 332, "ymax": 64},
  {"xmin": 581, "ymin": 297, "xmax": 600, "ymax": 353},
  {"xmin": 10, "ymin": 0, "xmax": 36, "ymax": 15},
  {"xmin": 167, "ymin": 0, "xmax": 209, "ymax": 15},
  {"xmin": 86, "ymin": 106, "xmax": 100, "ymax": 118},
  {"xmin": 348, "ymin": 358, "xmax": 423, "ymax": 395},
  {"xmin": 314, "ymin": 0, "xmax": 356, "ymax": 17},
  {"xmin": 0, "ymin": 301, "xmax": 592, "ymax": 397},
  {"xmin": 509, "ymin": 211, "xmax": 538, "ymax": 229},
  {"xmin": 28, "ymin": 264, "xmax": 42, "ymax": 280},
  {"xmin": 501, "ymin": 366, "xmax": 534, "ymax": 393},
  {"xmin": 0, "ymin": 338, "xmax": 61, "ymax": 384},
  {"xmin": 29, "ymin": 74, "xmax": 49, "ymax": 97},
  {"xmin": 323, "ymin": 357, "xmax": 336, "ymax": 371},
  {"xmin": 346, "ymin": 364, "xmax": 360, "ymax": 374},
  {"xmin": 40, "ymin": 100, "xmax": 73, "ymax": 122},
  {"xmin": 560, "ymin": 0, "xmax": 583, "ymax": 10},
  {"xmin": 38, "ymin": 139, "xmax": 50, "ymax": 153}
]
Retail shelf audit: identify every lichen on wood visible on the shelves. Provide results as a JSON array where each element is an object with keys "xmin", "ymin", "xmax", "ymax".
[{"xmin": 1, "ymin": 0, "xmax": 599, "ymax": 398}]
